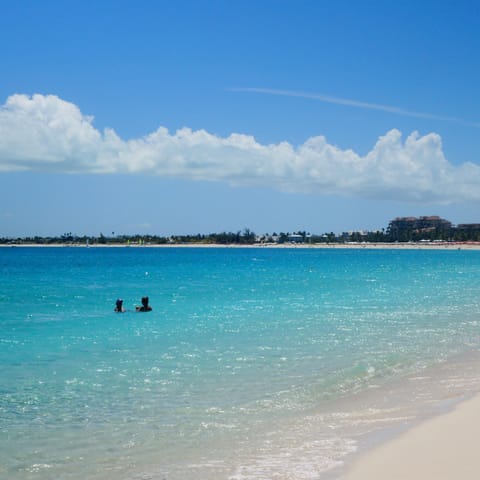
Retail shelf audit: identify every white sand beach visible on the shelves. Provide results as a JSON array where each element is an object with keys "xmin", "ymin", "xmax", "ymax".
[
  {"xmin": 339, "ymin": 392, "xmax": 480, "ymax": 480},
  {"xmin": 2, "ymin": 242, "xmax": 480, "ymax": 250}
]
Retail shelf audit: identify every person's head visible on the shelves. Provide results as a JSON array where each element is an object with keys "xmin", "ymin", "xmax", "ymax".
[
  {"xmin": 141, "ymin": 296, "xmax": 149, "ymax": 307},
  {"xmin": 116, "ymin": 299, "xmax": 123, "ymax": 309}
]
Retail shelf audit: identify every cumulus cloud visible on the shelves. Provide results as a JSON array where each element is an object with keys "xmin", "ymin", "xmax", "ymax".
[{"xmin": 1, "ymin": 93, "xmax": 479, "ymax": 203}]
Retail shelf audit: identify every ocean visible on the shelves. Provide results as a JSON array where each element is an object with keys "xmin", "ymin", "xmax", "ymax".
[{"xmin": 1, "ymin": 246, "xmax": 480, "ymax": 479}]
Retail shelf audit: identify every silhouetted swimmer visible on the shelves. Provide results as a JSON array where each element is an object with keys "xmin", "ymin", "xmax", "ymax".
[
  {"xmin": 114, "ymin": 299, "xmax": 126, "ymax": 312},
  {"xmin": 136, "ymin": 296, "xmax": 152, "ymax": 312}
]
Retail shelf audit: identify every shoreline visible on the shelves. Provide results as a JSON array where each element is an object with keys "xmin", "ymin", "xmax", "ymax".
[
  {"xmin": 2, "ymin": 241, "xmax": 480, "ymax": 250},
  {"xmin": 337, "ymin": 389, "xmax": 480, "ymax": 480},
  {"xmin": 325, "ymin": 346, "xmax": 480, "ymax": 480}
]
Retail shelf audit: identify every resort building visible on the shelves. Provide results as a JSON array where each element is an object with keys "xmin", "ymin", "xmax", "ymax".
[
  {"xmin": 457, "ymin": 223, "xmax": 480, "ymax": 232},
  {"xmin": 287, "ymin": 234, "xmax": 305, "ymax": 243},
  {"xmin": 387, "ymin": 216, "xmax": 452, "ymax": 242}
]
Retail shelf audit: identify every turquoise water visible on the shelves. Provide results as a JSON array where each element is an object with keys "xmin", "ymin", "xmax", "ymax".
[{"xmin": 1, "ymin": 246, "xmax": 480, "ymax": 479}]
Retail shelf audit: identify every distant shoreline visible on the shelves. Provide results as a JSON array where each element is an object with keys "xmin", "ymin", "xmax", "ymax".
[{"xmin": 2, "ymin": 242, "xmax": 480, "ymax": 250}]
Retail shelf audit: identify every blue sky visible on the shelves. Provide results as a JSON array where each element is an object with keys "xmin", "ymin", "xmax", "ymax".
[{"xmin": 1, "ymin": 0, "xmax": 479, "ymax": 237}]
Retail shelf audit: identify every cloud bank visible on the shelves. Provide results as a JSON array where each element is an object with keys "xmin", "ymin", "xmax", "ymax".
[{"xmin": 1, "ymin": 93, "xmax": 479, "ymax": 203}]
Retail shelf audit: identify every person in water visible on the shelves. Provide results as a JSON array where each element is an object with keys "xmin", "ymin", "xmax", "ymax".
[
  {"xmin": 114, "ymin": 299, "xmax": 126, "ymax": 312},
  {"xmin": 136, "ymin": 296, "xmax": 152, "ymax": 312}
]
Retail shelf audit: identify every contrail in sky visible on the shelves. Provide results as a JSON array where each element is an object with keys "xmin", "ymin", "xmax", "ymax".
[{"xmin": 229, "ymin": 87, "xmax": 480, "ymax": 128}]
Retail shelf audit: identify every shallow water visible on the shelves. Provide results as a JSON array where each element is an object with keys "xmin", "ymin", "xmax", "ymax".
[{"xmin": 1, "ymin": 246, "xmax": 480, "ymax": 479}]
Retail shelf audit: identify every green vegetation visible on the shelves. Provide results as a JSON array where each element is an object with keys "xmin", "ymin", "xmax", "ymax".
[
  {"xmin": 0, "ymin": 229, "xmax": 259, "ymax": 246},
  {"xmin": 1, "ymin": 218, "xmax": 480, "ymax": 246}
]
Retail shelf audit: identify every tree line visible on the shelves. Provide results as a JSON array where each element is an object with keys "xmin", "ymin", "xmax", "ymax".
[{"xmin": 1, "ymin": 225, "xmax": 480, "ymax": 246}]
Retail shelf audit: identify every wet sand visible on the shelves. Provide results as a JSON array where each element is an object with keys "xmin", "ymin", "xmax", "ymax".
[{"xmin": 339, "ymin": 392, "xmax": 480, "ymax": 480}]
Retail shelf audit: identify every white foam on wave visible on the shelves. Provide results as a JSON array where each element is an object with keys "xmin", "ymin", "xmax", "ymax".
[{"xmin": 229, "ymin": 437, "xmax": 357, "ymax": 480}]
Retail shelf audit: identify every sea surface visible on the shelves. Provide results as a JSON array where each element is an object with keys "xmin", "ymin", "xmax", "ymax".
[{"xmin": 1, "ymin": 246, "xmax": 480, "ymax": 479}]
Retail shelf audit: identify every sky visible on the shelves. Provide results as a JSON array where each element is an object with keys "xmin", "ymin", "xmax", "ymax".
[{"xmin": 1, "ymin": 0, "xmax": 480, "ymax": 237}]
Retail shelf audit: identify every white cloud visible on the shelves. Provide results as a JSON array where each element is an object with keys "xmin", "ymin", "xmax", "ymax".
[{"xmin": 1, "ymin": 93, "xmax": 479, "ymax": 203}]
